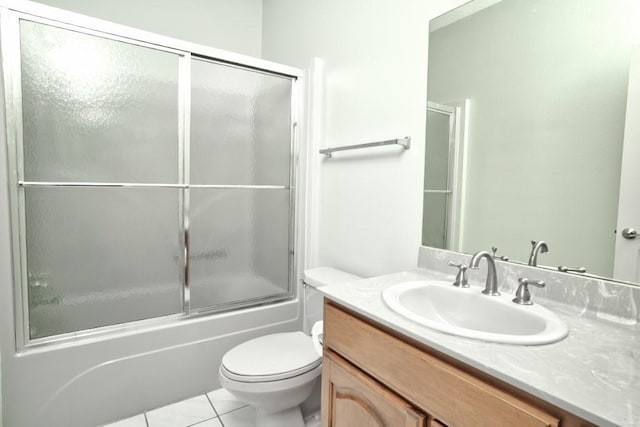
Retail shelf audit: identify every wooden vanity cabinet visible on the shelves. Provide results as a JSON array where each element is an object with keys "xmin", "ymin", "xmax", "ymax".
[{"xmin": 321, "ymin": 301, "xmax": 595, "ymax": 427}]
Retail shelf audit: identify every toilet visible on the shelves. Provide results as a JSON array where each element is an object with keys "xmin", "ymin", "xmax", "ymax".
[{"xmin": 219, "ymin": 267, "xmax": 361, "ymax": 427}]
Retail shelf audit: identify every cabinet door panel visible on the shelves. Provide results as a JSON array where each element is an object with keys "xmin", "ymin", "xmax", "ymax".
[{"xmin": 322, "ymin": 351, "xmax": 425, "ymax": 427}]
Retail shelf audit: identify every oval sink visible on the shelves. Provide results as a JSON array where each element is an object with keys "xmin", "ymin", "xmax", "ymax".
[{"xmin": 382, "ymin": 280, "xmax": 568, "ymax": 345}]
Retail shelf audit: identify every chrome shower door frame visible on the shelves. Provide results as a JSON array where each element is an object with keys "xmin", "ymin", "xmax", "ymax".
[{"xmin": 0, "ymin": 1, "xmax": 304, "ymax": 351}]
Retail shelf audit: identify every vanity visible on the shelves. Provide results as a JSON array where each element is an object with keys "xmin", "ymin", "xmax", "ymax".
[
  {"xmin": 318, "ymin": 248, "xmax": 640, "ymax": 427},
  {"xmin": 322, "ymin": 302, "xmax": 580, "ymax": 427}
]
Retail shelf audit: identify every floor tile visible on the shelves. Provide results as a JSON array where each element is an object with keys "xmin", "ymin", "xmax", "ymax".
[
  {"xmin": 189, "ymin": 418, "xmax": 223, "ymax": 427},
  {"xmin": 219, "ymin": 406, "xmax": 256, "ymax": 427},
  {"xmin": 207, "ymin": 388, "xmax": 247, "ymax": 416},
  {"xmin": 102, "ymin": 414, "xmax": 147, "ymax": 427},
  {"xmin": 146, "ymin": 395, "xmax": 217, "ymax": 427}
]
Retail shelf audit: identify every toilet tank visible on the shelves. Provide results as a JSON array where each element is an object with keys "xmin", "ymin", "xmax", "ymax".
[{"xmin": 303, "ymin": 267, "xmax": 362, "ymax": 333}]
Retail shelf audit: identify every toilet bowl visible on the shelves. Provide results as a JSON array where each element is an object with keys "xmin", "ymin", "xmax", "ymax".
[{"xmin": 219, "ymin": 267, "xmax": 361, "ymax": 427}]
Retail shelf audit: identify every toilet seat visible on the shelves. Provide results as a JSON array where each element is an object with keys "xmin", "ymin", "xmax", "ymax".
[{"xmin": 221, "ymin": 332, "xmax": 322, "ymax": 383}]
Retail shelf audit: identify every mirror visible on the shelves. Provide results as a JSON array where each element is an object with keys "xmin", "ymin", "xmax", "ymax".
[{"xmin": 423, "ymin": 0, "xmax": 640, "ymax": 284}]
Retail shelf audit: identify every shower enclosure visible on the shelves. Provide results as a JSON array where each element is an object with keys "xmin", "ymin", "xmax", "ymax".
[
  {"xmin": 0, "ymin": 5, "xmax": 305, "ymax": 425},
  {"xmin": 2, "ymin": 6, "xmax": 301, "ymax": 349}
]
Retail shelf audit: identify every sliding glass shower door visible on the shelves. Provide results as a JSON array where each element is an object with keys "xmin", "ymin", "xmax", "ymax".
[
  {"xmin": 7, "ymin": 15, "xmax": 298, "ymax": 345},
  {"xmin": 20, "ymin": 20, "xmax": 185, "ymax": 339},
  {"xmin": 189, "ymin": 59, "xmax": 293, "ymax": 310}
]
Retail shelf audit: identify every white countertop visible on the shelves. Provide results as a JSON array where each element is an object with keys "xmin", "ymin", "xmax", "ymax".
[{"xmin": 319, "ymin": 268, "xmax": 640, "ymax": 427}]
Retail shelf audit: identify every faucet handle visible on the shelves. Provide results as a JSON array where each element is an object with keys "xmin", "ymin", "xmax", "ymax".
[
  {"xmin": 447, "ymin": 262, "xmax": 470, "ymax": 288},
  {"xmin": 513, "ymin": 277, "xmax": 546, "ymax": 305},
  {"xmin": 557, "ymin": 266, "xmax": 587, "ymax": 273},
  {"xmin": 490, "ymin": 246, "xmax": 509, "ymax": 261}
]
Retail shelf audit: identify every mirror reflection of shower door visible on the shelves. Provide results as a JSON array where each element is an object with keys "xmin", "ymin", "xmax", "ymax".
[{"xmin": 423, "ymin": 101, "xmax": 468, "ymax": 251}]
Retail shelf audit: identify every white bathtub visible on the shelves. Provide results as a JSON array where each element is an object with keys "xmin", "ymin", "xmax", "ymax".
[{"xmin": 0, "ymin": 295, "xmax": 300, "ymax": 427}]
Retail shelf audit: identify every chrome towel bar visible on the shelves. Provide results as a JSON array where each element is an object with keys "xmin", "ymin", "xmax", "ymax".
[{"xmin": 320, "ymin": 136, "xmax": 411, "ymax": 158}]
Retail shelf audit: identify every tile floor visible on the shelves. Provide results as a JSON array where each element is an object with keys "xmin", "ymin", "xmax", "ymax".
[{"xmin": 103, "ymin": 388, "xmax": 255, "ymax": 427}]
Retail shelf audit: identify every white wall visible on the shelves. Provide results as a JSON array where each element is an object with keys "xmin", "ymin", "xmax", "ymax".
[
  {"xmin": 31, "ymin": 0, "xmax": 264, "ymax": 57},
  {"xmin": 262, "ymin": 0, "xmax": 466, "ymax": 278}
]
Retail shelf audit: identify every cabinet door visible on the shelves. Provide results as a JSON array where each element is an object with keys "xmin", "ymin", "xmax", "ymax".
[{"xmin": 322, "ymin": 351, "xmax": 426, "ymax": 427}]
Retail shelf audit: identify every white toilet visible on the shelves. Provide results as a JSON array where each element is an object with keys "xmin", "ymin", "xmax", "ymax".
[{"xmin": 219, "ymin": 267, "xmax": 361, "ymax": 427}]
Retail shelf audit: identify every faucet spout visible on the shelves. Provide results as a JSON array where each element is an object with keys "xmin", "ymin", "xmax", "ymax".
[
  {"xmin": 528, "ymin": 240, "xmax": 549, "ymax": 266},
  {"xmin": 469, "ymin": 250, "xmax": 500, "ymax": 296}
]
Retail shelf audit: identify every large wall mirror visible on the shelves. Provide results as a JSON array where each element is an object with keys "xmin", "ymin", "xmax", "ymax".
[{"xmin": 423, "ymin": 0, "xmax": 640, "ymax": 285}]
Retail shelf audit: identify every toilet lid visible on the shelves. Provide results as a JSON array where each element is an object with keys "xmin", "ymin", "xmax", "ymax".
[{"xmin": 221, "ymin": 332, "xmax": 322, "ymax": 383}]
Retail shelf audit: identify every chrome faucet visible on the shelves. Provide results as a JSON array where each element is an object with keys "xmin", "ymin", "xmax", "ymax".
[
  {"xmin": 528, "ymin": 240, "xmax": 548, "ymax": 266},
  {"xmin": 513, "ymin": 277, "xmax": 546, "ymax": 305},
  {"xmin": 448, "ymin": 262, "xmax": 470, "ymax": 288},
  {"xmin": 469, "ymin": 251, "xmax": 500, "ymax": 296}
]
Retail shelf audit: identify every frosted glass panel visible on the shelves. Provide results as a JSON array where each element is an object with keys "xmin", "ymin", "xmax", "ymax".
[
  {"xmin": 422, "ymin": 192, "xmax": 448, "ymax": 249},
  {"xmin": 20, "ymin": 20, "xmax": 180, "ymax": 183},
  {"xmin": 191, "ymin": 59, "xmax": 293, "ymax": 185},
  {"xmin": 189, "ymin": 189, "xmax": 290, "ymax": 309},
  {"xmin": 425, "ymin": 110, "xmax": 451, "ymax": 191},
  {"xmin": 25, "ymin": 187, "xmax": 183, "ymax": 339}
]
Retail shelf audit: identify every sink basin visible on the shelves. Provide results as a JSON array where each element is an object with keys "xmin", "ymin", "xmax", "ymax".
[{"xmin": 382, "ymin": 280, "xmax": 568, "ymax": 345}]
